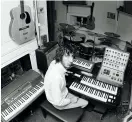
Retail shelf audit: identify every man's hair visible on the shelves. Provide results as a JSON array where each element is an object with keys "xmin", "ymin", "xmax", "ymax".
[{"xmin": 55, "ymin": 44, "xmax": 74, "ymax": 63}]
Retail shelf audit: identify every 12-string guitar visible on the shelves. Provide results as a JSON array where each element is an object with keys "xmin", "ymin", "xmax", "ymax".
[{"xmin": 9, "ymin": 0, "xmax": 35, "ymax": 44}]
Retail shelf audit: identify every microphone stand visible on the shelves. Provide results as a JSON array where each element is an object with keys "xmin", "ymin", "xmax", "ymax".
[{"xmin": 91, "ymin": 35, "xmax": 96, "ymax": 62}]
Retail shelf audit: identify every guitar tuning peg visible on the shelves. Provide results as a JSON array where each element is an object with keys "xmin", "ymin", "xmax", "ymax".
[{"xmin": 40, "ymin": 8, "xmax": 43, "ymax": 12}]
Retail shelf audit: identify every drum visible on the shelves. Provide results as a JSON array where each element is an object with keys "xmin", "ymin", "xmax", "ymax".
[
  {"xmin": 104, "ymin": 32, "xmax": 120, "ymax": 38},
  {"xmin": 79, "ymin": 40, "xmax": 94, "ymax": 60}
]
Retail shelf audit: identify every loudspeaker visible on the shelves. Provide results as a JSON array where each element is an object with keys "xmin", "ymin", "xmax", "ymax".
[
  {"xmin": 35, "ymin": 42, "xmax": 59, "ymax": 75},
  {"xmin": 36, "ymin": 49, "xmax": 48, "ymax": 75}
]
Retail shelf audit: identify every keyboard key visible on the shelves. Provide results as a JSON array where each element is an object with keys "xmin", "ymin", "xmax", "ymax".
[{"xmin": 81, "ymin": 76, "xmax": 118, "ymax": 95}]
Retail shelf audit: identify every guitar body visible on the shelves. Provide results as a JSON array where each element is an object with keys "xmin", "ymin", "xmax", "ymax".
[
  {"xmin": 86, "ymin": 2, "xmax": 95, "ymax": 30},
  {"xmin": 86, "ymin": 16, "xmax": 95, "ymax": 30},
  {"xmin": 9, "ymin": 5, "xmax": 35, "ymax": 44}
]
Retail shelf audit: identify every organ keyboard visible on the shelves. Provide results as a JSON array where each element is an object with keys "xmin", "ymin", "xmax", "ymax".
[
  {"xmin": 81, "ymin": 76, "xmax": 118, "ymax": 95},
  {"xmin": 1, "ymin": 70, "xmax": 44, "ymax": 122},
  {"xmin": 69, "ymin": 75, "xmax": 120, "ymax": 106},
  {"xmin": 72, "ymin": 57, "xmax": 94, "ymax": 73}
]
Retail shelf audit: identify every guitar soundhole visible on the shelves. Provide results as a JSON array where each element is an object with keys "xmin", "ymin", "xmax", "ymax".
[
  {"xmin": 20, "ymin": 13, "xmax": 26, "ymax": 19},
  {"xmin": 25, "ymin": 12, "xmax": 31, "ymax": 24}
]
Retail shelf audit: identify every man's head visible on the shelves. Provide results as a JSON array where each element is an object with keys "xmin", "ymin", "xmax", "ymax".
[{"xmin": 55, "ymin": 44, "xmax": 74, "ymax": 69}]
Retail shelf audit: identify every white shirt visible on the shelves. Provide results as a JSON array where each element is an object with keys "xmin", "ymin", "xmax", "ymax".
[{"xmin": 44, "ymin": 60, "xmax": 71, "ymax": 106}]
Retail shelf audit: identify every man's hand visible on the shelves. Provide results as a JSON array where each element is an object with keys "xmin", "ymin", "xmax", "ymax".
[{"xmin": 70, "ymin": 97, "xmax": 79, "ymax": 103}]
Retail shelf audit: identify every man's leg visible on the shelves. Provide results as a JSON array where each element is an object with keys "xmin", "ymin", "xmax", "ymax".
[
  {"xmin": 54, "ymin": 93, "xmax": 88, "ymax": 110},
  {"xmin": 66, "ymin": 93, "xmax": 88, "ymax": 108}
]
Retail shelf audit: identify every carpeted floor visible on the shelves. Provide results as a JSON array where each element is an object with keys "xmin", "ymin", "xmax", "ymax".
[
  {"xmin": 21, "ymin": 107, "xmax": 123, "ymax": 122},
  {"xmin": 13, "ymin": 84, "xmax": 130, "ymax": 122}
]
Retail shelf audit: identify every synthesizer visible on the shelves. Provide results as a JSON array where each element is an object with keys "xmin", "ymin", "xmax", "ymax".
[
  {"xmin": 1, "ymin": 70, "xmax": 44, "ymax": 122},
  {"xmin": 72, "ymin": 57, "xmax": 94, "ymax": 73},
  {"xmin": 69, "ymin": 75, "xmax": 120, "ymax": 106},
  {"xmin": 97, "ymin": 47, "xmax": 129, "ymax": 87}
]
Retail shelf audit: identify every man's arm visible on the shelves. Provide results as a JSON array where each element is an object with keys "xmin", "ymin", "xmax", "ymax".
[
  {"xmin": 122, "ymin": 111, "xmax": 132, "ymax": 122},
  {"xmin": 51, "ymin": 76, "xmax": 71, "ymax": 106}
]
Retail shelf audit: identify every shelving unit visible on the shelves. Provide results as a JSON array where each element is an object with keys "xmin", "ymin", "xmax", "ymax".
[{"xmin": 65, "ymin": 4, "xmax": 91, "ymax": 8}]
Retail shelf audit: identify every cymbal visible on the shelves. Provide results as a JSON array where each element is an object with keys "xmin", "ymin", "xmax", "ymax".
[
  {"xmin": 104, "ymin": 32, "xmax": 120, "ymax": 38},
  {"xmin": 71, "ymin": 34, "xmax": 85, "ymax": 43},
  {"xmin": 96, "ymin": 33, "xmax": 105, "ymax": 38},
  {"xmin": 98, "ymin": 37, "xmax": 111, "ymax": 41},
  {"xmin": 87, "ymin": 31, "xmax": 105, "ymax": 38},
  {"xmin": 80, "ymin": 42, "xmax": 93, "ymax": 48},
  {"xmin": 87, "ymin": 31, "xmax": 96, "ymax": 36},
  {"xmin": 59, "ymin": 23, "xmax": 67, "ymax": 27},
  {"xmin": 59, "ymin": 23, "xmax": 75, "ymax": 31},
  {"xmin": 95, "ymin": 44, "xmax": 109, "ymax": 49}
]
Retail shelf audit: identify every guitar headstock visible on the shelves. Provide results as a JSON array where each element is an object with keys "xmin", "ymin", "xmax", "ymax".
[
  {"xmin": 91, "ymin": 2, "xmax": 95, "ymax": 8},
  {"xmin": 90, "ymin": 2, "xmax": 95, "ymax": 20},
  {"xmin": 86, "ymin": 2, "xmax": 95, "ymax": 30}
]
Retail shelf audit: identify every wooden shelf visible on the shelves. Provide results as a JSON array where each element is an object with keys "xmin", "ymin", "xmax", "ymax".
[
  {"xmin": 63, "ymin": 1, "xmax": 91, "ymax": 7},
  {"xmin": 67, "ymin": 4, "xmax": 91, "ymax": 8}
]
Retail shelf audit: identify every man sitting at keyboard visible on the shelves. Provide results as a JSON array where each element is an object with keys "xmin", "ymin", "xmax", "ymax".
[{"xmin": 44, "ymin": 44, "xmax": 88, "ymax": 110}]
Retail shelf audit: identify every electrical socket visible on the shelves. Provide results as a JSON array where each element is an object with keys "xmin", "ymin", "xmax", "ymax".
[
  {"xmin": 107, "ymin": 12, "xmax": 115, "ymax": 20},
  {"xmin": 38, "ymin": 7, "xmax": 44, "ymax": 14}
]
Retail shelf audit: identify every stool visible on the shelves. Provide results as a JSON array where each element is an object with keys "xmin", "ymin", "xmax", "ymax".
[{"xmin": 40, "ymin": 100, "xmax": 84, "ymax": 122}]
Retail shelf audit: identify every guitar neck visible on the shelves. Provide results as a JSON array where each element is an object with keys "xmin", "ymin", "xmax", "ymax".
[
  {"xmin": 90, "ymin": 2, "xmax": 94, "ymax": 20},
  {"xmin": 20, "ymin": 0, "xmax": 24, "ymax": 14}
]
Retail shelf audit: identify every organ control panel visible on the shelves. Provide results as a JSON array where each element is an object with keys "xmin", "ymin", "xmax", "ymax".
[{"xmin": 97, "ymin": 47, "xmax": 130, "ymax": 87}]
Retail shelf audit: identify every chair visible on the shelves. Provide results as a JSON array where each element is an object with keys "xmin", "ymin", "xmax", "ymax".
[{"xmin": 40, "ymin": 100, "xmax": 84, "ymax": 122}]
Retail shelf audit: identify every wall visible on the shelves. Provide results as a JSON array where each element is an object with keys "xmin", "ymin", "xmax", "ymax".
[
  {"xmin": 117, "ymin": 13, "xmax": 132, "ymax": 42},
  {"xmin": 55, "ymin": 1, "xmax": 132, "ymax": 43},
  {"xmin": 1, "ymin": 0, "xmax": 48, "ymax": 73},
  {"xmin": 36, "ymin": 0, "xmax": 49, "ymax": 44},
  {"xmin": 1, "ymin": 0, "xmax": 37, "ymax": 71},
  {"xmin": 54, "ymin": 1, "xmax": 67, "ymax": 42},
  {"xmin": 1, "ymin": 0, "xmax": 34, "ymax": 46}
]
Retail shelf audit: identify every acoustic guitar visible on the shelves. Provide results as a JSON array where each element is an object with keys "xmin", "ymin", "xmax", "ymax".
[
  {"xmin": 86, "ymin": 2, "xmax": 95, "ymax": 30},
  {"xmin": 122, "ymin": 82, "xmax": 132, "ymax": 122},
  {"xmin": 9, "ymin": 0, "xmax": 35, "ymax": 44}
]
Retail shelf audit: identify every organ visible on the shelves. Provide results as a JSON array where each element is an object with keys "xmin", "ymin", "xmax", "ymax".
[
  {"xmin": 72, "ymin": 57, "xmax": 94, "ymax": 73},
  {"xmin": 69, "ymin": 47, "xmax": 129, "ymax": 107}
]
